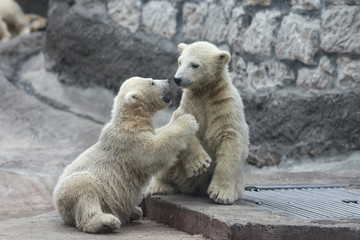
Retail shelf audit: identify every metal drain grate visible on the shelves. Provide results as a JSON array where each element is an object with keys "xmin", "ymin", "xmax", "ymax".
[{"xmin": 242, "ymin": 183, "xmax": 360, "ymax": 220}]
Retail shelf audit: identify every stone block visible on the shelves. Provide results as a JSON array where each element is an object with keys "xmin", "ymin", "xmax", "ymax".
[
  {"xmin": 297, "ymin": 67, "xmax": 333, "ymax": 91},
  {"xmin": 227, "ymin": 6, "xmax": 246, "ymax": 51},
  {"xmin": 230, "ymin": 53, "xmax": 247, "ymax": 87},
  {"xmin": 326, "ymin": 0, "xmax": 360, "ymax": 5},
  {"xmin": 320, "ymin": 5, "xmax": 360, "ymax": 54},
  {"xmin": 182, "ymin": 2, "xmax": 207, "ymax": 40},
  {"xmin": 275, "ymin": 13, "xmax": 320, "ymax": 65},
  {"xmin": 247, "ymin": 60, "xmax": 295, "ymax": 90},
  {"xmin": 201, "ymin": 4, "xmax": 227, "ymax": 44},
  {"xmin": 141, "ymin": 1, "xmax": 177, "ymax": 39},
  {"xmin": 319, "ymin": 56, "xmax": 335, "ymax": 75},
  {"xmin": 296, "ymin": 56, "xmax": 335, "ymax": 91},
  {"xmin": 221, "ymin": 0, "xmax": 235, "ymax": 18},
  {"xmin": 108, "ymin": 0, "xmax": 141, "ymax": 33},
  {"xmin": 245, "ymin": 0, "xmax": 271, "ymax": 6},
  {"xmin": 290, "ymin": 0, "xmax": 321, "ymax": 10},
  {"xmin": 242, "ymin": 10, "xmax": 281, "ymax": 56},
  {"xmin": 337, "ymin": 57, "xmax": 360, "ymax": 88}
]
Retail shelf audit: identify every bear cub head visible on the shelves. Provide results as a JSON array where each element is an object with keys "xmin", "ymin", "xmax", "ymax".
[
  {"xmin": 174, "ymin": 41, "xmax": 231, "ymax": 89},
  {"xmin": 112, "ymin": 77, "xmax": 171, "ymax": 117}
]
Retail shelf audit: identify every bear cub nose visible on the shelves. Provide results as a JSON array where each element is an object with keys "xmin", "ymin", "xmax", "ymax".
[{"xmin": 174, "ymin": 77, "xmax": 182, "ymax": 85}]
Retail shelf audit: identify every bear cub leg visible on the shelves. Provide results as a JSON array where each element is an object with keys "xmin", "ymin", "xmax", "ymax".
[
  {"xmin": 55, "ymin": 173, "xmax": 121, "ymax": 233},
  {"xmin": 75, "ymin": 193, "xmax": 121, "ymax": 233},
  {"xmin": 0, "ymin": 19, "xmax": 11, "ymax": 41}
]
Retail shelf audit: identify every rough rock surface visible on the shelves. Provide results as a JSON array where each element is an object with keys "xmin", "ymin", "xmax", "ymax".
[
  {"xmin": 321, "ymin": 5, "xmax": 360, "ymax": 54},
  {"xmin": 290, "ymin": 0, "xmax": 321, "ymax": 10},
  {"xmin": 141, "ymin": 1, "xmax": 177, "ymax": 39},
  {"xmin": 230, "ymin": 53, "xmax": 247, "ymax": 87},
  {"xmin": 182, "ymin": 2, "xmax": 208, "ymax": 40},
  {"xmin": 296, "ymin": 67, "xmax": 333, "ymax": 90},
  {"xmin": 201, "ymin": 4, "xmax": 227, "ymax": 44},
  {"xmin": 227, "ymin": 6, "xmax": 247, "ymax": 51},
  {"xmin": 242, "ymin": 10, "xmax": 281, "ymax": 56},
  {"xmin": 245, "ymin": 0, "xmax": 271, "ymax": 6},
  {"xmin": 243, "ymin": 90, "xmax": 360, "ymax": 159},
  {"xmin": 275, "ymin": 13, "xmax": 320, "ymax": 65},
  {"xmin": 246, "ymin": 60, "xmax": 295, "ymax": 90},
  {"xmin": 108, "ymin": 0, "xmax": 141, "ymax": 33},
  {"xmin": 337, "ymin": 57, "xmax": 360, "ymax": 88}
]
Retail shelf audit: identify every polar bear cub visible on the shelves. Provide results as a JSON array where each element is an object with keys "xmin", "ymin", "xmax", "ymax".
[
  {"xmin": 147, "ymin": 42, "xmax": 249, "ymax": 204},
  {"xmin": 53, "ymin": 77, "xmax": 198, "ymax": 233},
  {"xmin": 0, "ymin": 0, "xmax": 30, "ymax": 41}
]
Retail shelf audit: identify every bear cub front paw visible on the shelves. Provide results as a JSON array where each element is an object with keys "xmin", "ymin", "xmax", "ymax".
[
  {"xmin": 185, "ymin": 148, "xmax": 212, "ymax": 178},
  {"xmin": 176, "ymin": 114, "xmax": 199, "ymax": 135},
  {"xmin": 146, "ymin": 179, "xmax": 176, "ymax": 197},
  {"xmin": 207, "ymin": 182, "xmax": 236, "ymax": 205}
]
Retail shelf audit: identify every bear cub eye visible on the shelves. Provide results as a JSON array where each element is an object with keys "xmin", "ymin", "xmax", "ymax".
[
  {"xmin": 151, "ymin": 82, "xmax": 155, "ymax": 86},
  {"xmin": 192, "ymin": 63, "xmax": 199, "ymax": 69}
]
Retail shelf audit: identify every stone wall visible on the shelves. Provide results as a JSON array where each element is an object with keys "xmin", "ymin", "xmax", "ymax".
[
  {"xmin": 108, "ymin": 0, "xmax": 360, "ymax": 92},
  {"xmin": 45, "ymin": 0, "xmax": 360, "ymax": 166}
]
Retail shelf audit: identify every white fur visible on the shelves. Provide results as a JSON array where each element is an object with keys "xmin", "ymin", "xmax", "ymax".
[
  {"xmin": 146, "ymin": 42, "xmax": 249, "ymax": 204},
  {"xmin": 53, "ymin": 77, "xmax": 198, "ymax": 233},
  {"xmin": 0, "ymin": 0, "xmax": 30, "ymax": 42}
]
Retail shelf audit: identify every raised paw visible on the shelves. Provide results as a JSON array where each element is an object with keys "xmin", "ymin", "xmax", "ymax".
[
  {"xmin": 146, "ymin": 180, "xmax": 175, "ymax": 197},
  {"xmin": 185, "ymin": 156, "xmax": 212, "ymax": 178},
  {"xmin": 207, "ymin": 182, "xmax": 236, "ymax": 205}
]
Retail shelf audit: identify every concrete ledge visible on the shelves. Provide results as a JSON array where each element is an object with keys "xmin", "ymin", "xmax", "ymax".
[
  {"xmin": 144, "ymin": 195, "xmax": 360, "ymax": 240},
  {"xmin": 0, "ymin": 211, "xmax": 205, "ymax": 240}
]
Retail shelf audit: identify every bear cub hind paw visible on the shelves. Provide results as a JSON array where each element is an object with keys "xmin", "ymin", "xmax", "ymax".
[
  {"xmin": 146, "ymin": 181, "xmax": 175, "ymax": 197},
  {"xmin": 82, "ymin": 213, "xmax": 121, "ymax": 233}
]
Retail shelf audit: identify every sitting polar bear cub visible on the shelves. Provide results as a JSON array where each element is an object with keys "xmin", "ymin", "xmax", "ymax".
[
  {"xmin": 53, "ymin": 77, "xmax": 198, "ymax": 233},
  {"xmin": 147, "ymin": 41, "xmax": 249, "ymax": 204}
]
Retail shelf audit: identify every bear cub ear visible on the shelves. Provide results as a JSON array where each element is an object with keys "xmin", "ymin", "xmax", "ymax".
[
  {"xmin": 178, "ymin": 43, "xmax": 188, "ymax": 54},
  {"xmin": 217, "ymin": 51, "xmax": 231, "ymax": 65},
  {"xmin": 125, "ymin": 92, "xmax": 140, "ymax": 104}
]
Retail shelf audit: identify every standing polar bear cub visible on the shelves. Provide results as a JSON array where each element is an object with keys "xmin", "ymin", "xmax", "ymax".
[
  {"xmin": 53, "ymin": 77, "xmax": 198, "ymax": 233},
  {"xmin": 147, "ymin": 41, "xmax": 249, "ymax": 204}
]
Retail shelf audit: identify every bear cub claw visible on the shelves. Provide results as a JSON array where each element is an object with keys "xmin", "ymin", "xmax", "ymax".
[
  {"xmin": 185, "ymin": 154, "xmax": 212, "ymax": 178},
  {"xmin": 207, "ymin": 183, "xmax": 235, "ymax": 205}
]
